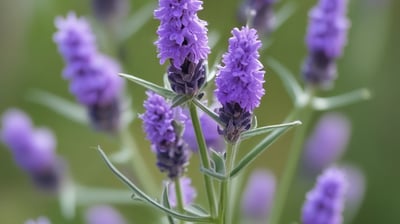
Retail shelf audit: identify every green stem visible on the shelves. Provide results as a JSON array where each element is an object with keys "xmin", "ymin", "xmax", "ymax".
[
  {"xmin": 75, "ymin": 186, "xmax": 137, "ymax": 205},
  {"xmin": 174, "ymin": 178, "xmax": 185, "ymax": 224},
  {"xmin": 268, "ymin": 89, "xmax": 315, "ymax": 224},
  {"xmin": 120, "ymin": 128, "xmax": 158, "ymax": 195},
  {"xmin": 189, "ymin": 102, "xmax": 218, "ymax": 219}
]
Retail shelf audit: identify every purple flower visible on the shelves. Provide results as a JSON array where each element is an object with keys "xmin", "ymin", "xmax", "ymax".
[
  {"xmin": 215, "ymin": 27, "xmax": 265, "ymax": 142},
  {"xmin": 302, "ymin": 167, "xmax": 347, "ymax": 224},
  {"xmin": 238, "ymin": 0, "xmax": 277, "ymax": 37},
  {"xmin": 183, "ymin": 111, "xmax": 225, "ymax": 152},
  {"xmin": 303, "ymin": 113, "xmax": 351, "ymax": 173},
  {"xmin": 85, "ymin": 205, "xmax": 126, "ymax": 224},
  {"xmin": 168, "ymin": 177, "xmax": 197, "ymax": 207},
  {"xmin": 241, "ymin": 169, "xmax": 276, "ymax": 220},
  {"xmin": 54, "ymin": 12, "xmax": 124, "ymax": 133},
  {"xmin": 303, "ymin": 0, "xmax": 350, "ymax": 87},
  {"xmin": 24, "ymin": 217, "xmax": 51, "ymax": 224},
  {"xmin": 141, "ymin": 92, "xmax": 190, "ymax": 179},
  {"xmin": 1, "ymin": 109, "xmax": 63, "ymax": 191}
]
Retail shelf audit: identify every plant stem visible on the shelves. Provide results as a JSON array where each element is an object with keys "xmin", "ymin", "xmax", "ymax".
[
  {"xmin": 174, "ymin": 178, "xmax": 185, "ymax": 224},
  {"xmin": 120, "ymin": 128, "xmax": 158, "ymax": 195},
  {"xmin": 189, "ymin": 102, "xmax": 218, "ymax": 220},
  {"xmin": 268, "ymin": 89, "xmax": 314, "ymax": 224}
]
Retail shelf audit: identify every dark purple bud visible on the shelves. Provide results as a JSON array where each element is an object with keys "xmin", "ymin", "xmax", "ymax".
[
  {"xmin": 218, "ymin": 102, "xmax": 252, "ymax": 143},
  {"xmin": 88, "ymin": 98, "xmax": 121, "ymax": 134},
  {"xmin": 168, "ymin": 59, "xmax": 206, "ymax": 96}
]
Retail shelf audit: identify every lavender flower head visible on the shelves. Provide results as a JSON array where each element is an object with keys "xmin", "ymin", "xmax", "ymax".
[
  {"xmin": 1, "ymin": 109, "xmax": 63, "ymax": 191},
  {"xmin": 241, "ymin": 169, "xmax": 276, "ymax": 221},
  {"xmin": 215, "ymin": 27, "xmax": 265, "ymax": 142},
  {"xmin": 141, "ymin": 92, "xmax": 190, "ymax": 179},
  {"xmin": 302, "ymin": 167, "xmax": 347, "ymax": 224},
  {"xmin": 85, "ymin": 205, "xmax": 126, "ymax": 224},
  {"xmin": 54, "ymin": 12, "xmax": 124, "ymax": 133},
  {"xmin": 303, "ymin": 0, "xmax": 350, "ymax": 87},
  {"xmin": 24, "ymin": 217, "xmax": 51, "ymax": 224},
  {"xmin": 303, "ymin": 113, "xmax": 351, "ymax": 173},
  {"xmin": 238, "ymin": 0, "xmax": 277, "ymax": 37},
  {"xmin": 155, "ymin": 0, "xmax": 210, "ymax": 96},
  {"xmin": 168, "ymin": 177, "xmax": 197, "ymax": 207}
]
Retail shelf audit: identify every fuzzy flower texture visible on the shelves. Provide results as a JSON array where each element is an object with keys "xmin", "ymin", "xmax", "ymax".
[
  {"xmin": 53, "ymin": 12, "xmax": 123, "ymax": 132},
  {"xmin": 216, "ymin": 27, "xmax": 265, "ymax": 142},
  {"xmin": 141, "ymin": 92, "xmax": 190, "ymax": 179}
]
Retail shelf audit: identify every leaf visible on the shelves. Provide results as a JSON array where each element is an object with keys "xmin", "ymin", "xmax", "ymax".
[
  {"xmin": 267, "ymin": 58, "xmax": 303, "ymax": 105},
  {"xmin": 193, "ymin": 98, "xmax": 224, "ymax": 127},
  {"xmin": 161, "ymin": 184, "xmax": 176, "ymax": 224},
  {"xmin": 185, "ymin": 204, "xmax": 209, "ymax": 217},
  {"xmin": 209, "ymin": 149, "xmax": 226, "ymax": 175},
  {"xmin": 119, "ymin": 73, "xmax": 176, "ymax": 99},
  {"xmin": 59, "ymin": 180, "xmax": 76, "ymax": 220},
  {"xmin": 274, "ymin": 2, "xmax": 297, "ymax": 30},
  {"xmin": 206, "ymin": 52, "xmax": 222, "ymax": 83},
  {"xmin": 208, "ymin": 30, "xmax": 221, "ymax": 49},
  {"xmin": 27, "ymin": 89, "xmax": 87, "ymax": 124},
  {"xmin": 171, "ymin": 95, "xmax": 190, "ymax": 108},
  {"xmin": 97, "ymin": 147, "xmax": 213, "ymax": 223},
  {"xmin": 200, "ymin": 167, "xmax": 227, "ymax": 181},
  {"xmin": 230, "ymin": 123, "xmax": 299, "ymax": 178},
  {"xmin": 241, "ymin": 120, "xmax": 302, "ymax": 140},
  {"xmin": 312, "ymin": 88, "xmax": 371, "ymax": 111}
]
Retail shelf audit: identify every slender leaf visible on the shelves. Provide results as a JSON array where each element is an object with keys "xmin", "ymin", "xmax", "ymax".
[
  {"xmin": 171, "ymin": 95, "xmax": 190, "ymax": 108},
  {"xmin": 312, "ymin": 88, "xmax": 371, "ymax": 111},
  {"xmin": 185, "ymin": 204, "xmax": 209, "ymax": 217},
  {"xmin": 193, "ymin": 98, "xmax": 224, "ymax": 127},
  {"xmin": 267, "ymin": 58, "xmax": 303, "ymax": 105},
  {"xmin": 275, "ymin": 2, "xmax": 297, "ymax": 30},
  {"xmin": 241, "ymin": 120, "xmax": 302, "ymax": 140},
  {"xmin": 161, "ymin": 184, "xmax": 176, "ymax": 224},
  {"xmin": 208, "ymin": 30, "xmax": 221, "ymax": 49},
  {"xmin": 97, "ymin": 147, "xmax": 213, "ymax": 223},
  {"xmin": 200, "ymin": 167, "xmax": 227, "ymax": 181},
  {"xmin": 210, "ymin": 149, "xmax": 226, "ymax": 175},
  {"xmin": 206, "ymin": 52, "xmax": 222, "ymax": 83},
  {"xmin": 119, "ymin": 73, "xmax": 176, "ymax": 99},
  {"xmin": 59, "ymin": 180, "xmax": 76, "ymax": 220}
]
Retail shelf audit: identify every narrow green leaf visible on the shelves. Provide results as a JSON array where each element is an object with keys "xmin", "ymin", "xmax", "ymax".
[
  {"xmin": 161, "ymin": 184, "xmax": 176, "ymax": 224},
  {"xmin": 267, "ymin": 58, "xmax": 303, "ymax": 105},
  {"xmin": 210, "ymin": 149, "xmax": 226, "ymax": 175},
  {"xmin": 59, "ymin": 180, "xmax": 76, "ymax": 220},
  {"xmin": 241, "ymin": 120, "xmax": 302, "ymax": 140},
  {"xmin": 185, "ymin": 204, "xmax": 209, "ymax": 217},
  {"xmin": 275, "ymin": 2, "xmax": 297, "ymax": 30},
  {"xmin": 193, "ymin": 98, "xmax": 224, "ymax": 127},
  {"xmin": 200, "ymin": 167, "xmax": 227, "ymax": 181},
  {"xmin": 230, "ymin": 124, "xmax": 299, "ymax": 178},
  {"xmin": 171, "ymin": 95, "xmax": 190, "ymax": 108},
  {"xmin": 163, "ymin": 72, "xmax": 172, "ymax": 90},
  {"xmin": 312, "ymin": 88, "xmax": 371, "ymax": 111},
  {"xmin": 208, "ymin": 30, "xmax": 221, "ymax": 49},
  {"xmin": 27, "ymin": 89, "xmax": 87, "ymax": 124},
  {"xmin": 251, "ymin": 115, "xmax": 258, "ymax": 129},
  {"xmin": 206, "ymin": 52, "xmax": 222, "ymax": 83},
  {"xmin": 97, "ymin": 147, "xmax": 213, "ymax": 223},
  {"xmin": 119, "ymin": 73, "xmax": 176, "ymax": 99}
]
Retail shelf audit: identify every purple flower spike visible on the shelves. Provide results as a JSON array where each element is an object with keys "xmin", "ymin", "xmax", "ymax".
[
  {"xmin": 24, "ymin": 217, "xmax": 51, "ymax": 224},
  {"xmin": 238, "ymin": 0, "xmax": 277, "ymax": 37},
  {"xmin": 85, "ymin": 205, "xmax": 126, "ymax": 224},
  {"xmin": 168, "ymin": 177, "xmax": 197, "ymax": 207},
  {"xmin": 1, "ymin": 109, "xmax": 63, "ymax": 191},
  {"xmin": 54, "ymin": 12, "xmax": 124, "ymax": 133},
  {"xmin": 303, "ymin": 113, "xmax": 351, "ymax": 173},
  {"xmin": 141, "ymin": 92, "xmax": 190, "ymax": 179},
  {"xmin": 302, "ymin": 167, "xmax": 347, "ymax": 224},
  {"xmin": 215, "ymin": 27, "xmax": 265, "ymax": 142},
  {"xmin": 303, "ymin": 0, "xmax": 350, "ymax": 87},
  {"xmin": 241, "ymin": 169, "xmax": 276, "ymax": 220}
]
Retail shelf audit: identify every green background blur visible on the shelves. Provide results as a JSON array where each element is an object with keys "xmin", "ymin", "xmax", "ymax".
[{"xmin": 0, "ymin": 0, "xmax": 398, "ymax": 223}]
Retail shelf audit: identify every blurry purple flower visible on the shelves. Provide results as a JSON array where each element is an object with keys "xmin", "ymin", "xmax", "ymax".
[
  {"xmin": 1, "ymin": 109, "xmax": 63, "ymax": 191},
  {"xmin": 54, "ymin": 12, "xmax": 124, "ymax": 133},
  {"xmin": 141, "ymin": 92, "xmax": 190, "ymax": 179},
  {"xmin": 215, "ymin": 26, "xmax": 265, "ymax": 142},
  {"xmin": 85, "ymin": 205, "xmax": 126, "ymax": 224},
  {"xmin": 303, "ymin": 0, "xmax": 350, "ymax": 87},
  {"xmin": 24, "ymin": 217, "xmax": 51, "ymax": 224},
  {"xmin": 238, "ymin": 0, "xmax": 277, "ymax": 37},
  {"xmin": 168, "ymin": 177, "xmax": 197, "ymax": 207},
  {"xmin": 302, "ymin": 167, "xmax": 347, "ymax": 224},
  {"xmin": 241, "ymin": 169, "xmax": 276, "ymax": 220},
  {"xmin": 183, "ymin": 111, "xmax": 225, "ymax": 153},
  {"xmin": 91, "ymin": 0, "xmax": 129, "ymax": 23},
  {"xmin": 303, "ymin": 113, "xmax": 351, "ymax": 173}
]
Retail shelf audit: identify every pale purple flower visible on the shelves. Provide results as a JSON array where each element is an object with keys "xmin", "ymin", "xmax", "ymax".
[
  {"xmin": 85, "ymin": 205, "xmax": 126, "ymax": 224},
  {"xmin": 238, "ymin": 0, "xmax": 277, "ymax": 37},
  {"xmin": 141, "ymin": 92, "xmax": 190, "ymax": 179},
  {"xmin": 303, "ymin": 113, "xmax": 351, "ymax": 173},
  {"xmin": 303, "ymin": 0, "xmax": 350, "ymax": 87},
  {"xmin": 241, "ymin": 169, "xmax": 276, "ymax": 220},
  {"xmin": 24, "ymin": 217, "xmax": 51, "ymax": 224},
  {"xmin": 302, "ymin": 167, "xmax": 347, "ymax": 224},
  {"xmin": 168, "ymin": 177, "xmax": 197, "ymax": 207}
]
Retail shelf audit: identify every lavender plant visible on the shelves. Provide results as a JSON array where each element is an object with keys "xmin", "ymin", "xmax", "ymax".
[{"xmin": 0, "ymin": 0, "xmax": 371, "ymax": 223}]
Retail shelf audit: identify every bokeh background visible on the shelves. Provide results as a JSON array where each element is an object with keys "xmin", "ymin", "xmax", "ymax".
[{"xmin": 0, "ymin": 0, "xmax": 398, "ymax": 223}]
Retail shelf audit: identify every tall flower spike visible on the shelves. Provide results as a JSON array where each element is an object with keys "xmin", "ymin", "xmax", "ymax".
[
  {"xmin": 302, "ymin": 0, "xmax": 350, "ymax": 87},
  {"xmin": 238, "ymin": 0, "xmax": 277, "ymax": 37},
  {"xmin": 215, "ymin": 27, "xmax": 265, "ymax": 142},
  {"xmin": 303, "ymin": 113, "xmax": 351, "ymax": 173},
  {"xmin": 85, "ymin": 205, "xmax": 127, "ymax": 224},
  {"xmin": 241, "ymin": 169, "xmax": 276, "ymax": 221},
  {"xmin": 141, "ymin": 92, "xmax": 190, "ymax": 179},
  {"xmin": 155, "ymin": 0, "xmax": 210, "ymax": 96},
  {"xmin": 54, "ymin": 12, "xmax": 124, "ymax": 133},
  {"xmin": 1, "ymin": 109, "xmax": 64, "ymax": 191},
  {"xmin": 302, "ymin": 167, "xmax": 347, "ymax": 224},
  {"xmin": 168, "ymin": 177, "xmax": 197, "ymax": 207}
]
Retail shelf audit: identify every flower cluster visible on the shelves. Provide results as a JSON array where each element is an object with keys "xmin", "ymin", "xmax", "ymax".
[{"xmin": 53, "ymin": 12, "xmax": 124, "ymax": 132}]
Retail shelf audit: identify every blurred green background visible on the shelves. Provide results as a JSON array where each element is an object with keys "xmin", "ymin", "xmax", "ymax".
[{"xmin": 0, "ymin": 0, "xmax": 398, "ymax": 223}]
